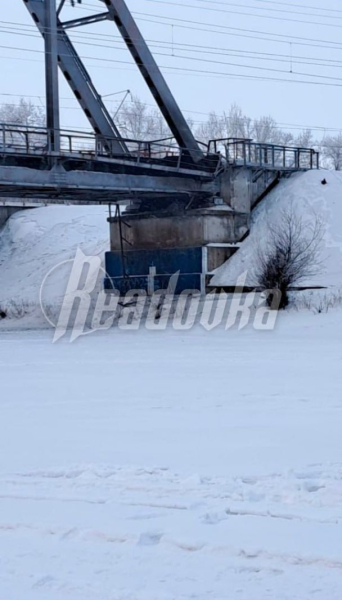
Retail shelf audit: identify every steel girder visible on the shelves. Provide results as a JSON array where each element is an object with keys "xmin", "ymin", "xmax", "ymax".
[
  {"xmin": 23, "ymin": 0, "xmax": 204, "ymax": 163},
  {"xmin": 44, "ymin": 0, "xmax": 61, "ymax": 152},
  {"xmin": 23, "ymin": 0, "xmax": 128, "ymax": 154},
  {"xmin": 0, "ymin": 163, "xmax": 216, "ymax": 202},
  {"xmin": 102, "ymin": 0, "xmax": 204, "ymax": 163}
]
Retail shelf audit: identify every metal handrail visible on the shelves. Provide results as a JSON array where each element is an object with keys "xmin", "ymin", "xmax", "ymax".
[
  {"xmin": 208, "ymin": 137, "xmax": 319, "ymax": 170},
  {"xmin": 0, "ymin": 124, "xmax": 319, "ymax": 171},
  {"xmin": 0, "ymin": 124, "xmax": 219, "ymax": 175}
]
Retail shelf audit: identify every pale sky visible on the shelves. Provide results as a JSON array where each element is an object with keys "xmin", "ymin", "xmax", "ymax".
[{"xmin": 2, "ymin": 0, "xmax": 342, "ymax": 139}]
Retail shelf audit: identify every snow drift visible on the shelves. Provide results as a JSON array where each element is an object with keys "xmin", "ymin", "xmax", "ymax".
[
  {"xmin": 211, "ymin": 170, "xmax": 342, "ymax": 289},
  {"xmin": 0, "ymin": 205, "xmax": 109, "ymax": 305}
]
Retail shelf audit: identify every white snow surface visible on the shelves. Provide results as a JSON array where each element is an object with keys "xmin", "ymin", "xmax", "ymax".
[
  {"xmin": 211, "ymin": 170, "xmax": 342, "ymax": 288},
  {"xmin": 0, "ymin": 205, "xmax": 109, "ymax": 305},
  {"xmin": 1, "ymin": 313, "xmax": 342, "ymax": 600}
]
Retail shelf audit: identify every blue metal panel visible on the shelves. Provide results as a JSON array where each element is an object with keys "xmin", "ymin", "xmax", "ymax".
[
  {"xmin": 105, "ymin": 247, "xmax": 202, "ymax": 277},
  {"xmin": 104, "ymin": 247, "xmax": 203, "ymax": 294}
]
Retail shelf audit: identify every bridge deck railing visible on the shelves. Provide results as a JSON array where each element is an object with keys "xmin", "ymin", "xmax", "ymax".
[
  {"xmin": 208, "ymin": 137, "xmax": 319, "ymax": 170},
  {"xmin": 0, "ymin": 124, "xmax": 211, "ymax": 172},
  {"xmin": 0, "ymin": 125, "xmax": 319, "ymax": 172}
]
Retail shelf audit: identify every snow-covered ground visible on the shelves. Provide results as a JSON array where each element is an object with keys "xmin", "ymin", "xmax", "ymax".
[
  {"xmin": 212, "ymin": 170, "xmax": 342, "ymax": 289},
  {"xmin": 1, "ymin": 312, "xmax": 342, "ymax": 600},
  {"xmin": 0, "ymin": 205, "xmax": 109, "ymax": 306}
]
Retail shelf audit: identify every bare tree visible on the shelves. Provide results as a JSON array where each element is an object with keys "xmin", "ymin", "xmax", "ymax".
[
  {"xmin": 195, "ymin": 111, "xmax": 225, "ymax": 144},
  {"xmin": 116, "ymin": 94, "xmax": 171, "ymax": 141},
  {"xmin": 0, "ymin": 98, "xmax": 44, "ymax": 128},
  {"xmin": 196, "ymin": 104, "xmax": 253, "ymax": 143},
  {"xmin": 253, "ymin": 208, "xmax": 324, "ymax": 309},
  {"xmin": 114, "ymin": 95, "xmax": 314, "ymax": 154},
  {"xmin": 223, "ymin": 104, "xmax": 254, "ymax": 139},
  {"xmin": 149, "ymin": 109, "xmax": 171, "ymax": 139},
  {"xmin": 253, "ymin": 115, "xmax": 293, "ymax": 146},
  {"xmin": 294, "ymin": 128, "xmax": 314, "ymax": 149},
  {"xmin": 321, "ymin": 134, "xmax": 342, "ymax": 170},
  {"xmin": 0, "ymin": 98, "xmax": 45, "ymax": 147},
  {"xmin": 116, "ymin": 95, "xmax": 152, "ymax": 140}
]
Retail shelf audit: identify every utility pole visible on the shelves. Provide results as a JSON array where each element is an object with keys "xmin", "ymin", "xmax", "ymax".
[{"xmin": 45, "ymin": 0, "xmax": 60, "ymax": 153}]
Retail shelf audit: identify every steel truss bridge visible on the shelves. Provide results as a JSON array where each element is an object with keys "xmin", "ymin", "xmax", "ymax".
[{"xmin": 0, "ymin": 0, "xmax": 319, "ymax": 206}]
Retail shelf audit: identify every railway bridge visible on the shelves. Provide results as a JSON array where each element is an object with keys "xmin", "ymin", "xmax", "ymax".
[{"xmin": 0, "ymin": 0, "xmax": 320, "ymax": 292}]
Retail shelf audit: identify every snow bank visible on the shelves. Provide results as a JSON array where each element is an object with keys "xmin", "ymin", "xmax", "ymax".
[
  {"xmin": 0, "ymin": 205, "xmax": 109, "ymax": 305},
  {"xmin": 211, "ymin": 170, "xmax": 342, "ymax": 289}
]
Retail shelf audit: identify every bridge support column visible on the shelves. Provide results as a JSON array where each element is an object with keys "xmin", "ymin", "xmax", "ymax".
[
  {"xmin": 219, "ymin": 166, "xmax": 282, "ymax": 212},
  {"xmin": 219, "ymin": 168, "xmax": 253, "ymax": 213},
  {"xmin": 105, "ymin": 207, "xmax": 249, "ymax": 295}
]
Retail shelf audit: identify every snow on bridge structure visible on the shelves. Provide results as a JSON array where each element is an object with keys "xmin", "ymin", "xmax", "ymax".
[{"xmin": 0, "ymin": 0, "xmax": 320, "ymax": 293}]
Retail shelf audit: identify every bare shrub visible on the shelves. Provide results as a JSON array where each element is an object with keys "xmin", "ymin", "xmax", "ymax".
[
  {"xmin": 321, "ymin": 134, "xmax": 342, "ymax": 170},
  {"xmin": 0, "ymin": 299, "xmax": 35, "ymax": 319},
  {"xmin": 253, "ymin": 208, "xmax": 324, "ymax": 309},
  {"xmin": 292, "ymin": 289, "xmax": 342, "ymax": 314}
]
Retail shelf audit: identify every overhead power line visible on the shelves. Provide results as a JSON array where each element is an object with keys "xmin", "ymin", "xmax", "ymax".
[
  {"xmin": 2, "ymin": 18, "xmax": 341, "ymax": 81},
  {"xmin": 144, "ymin": 0, "xmax": 342, "ymax": 19},
  {"xmin": 134, "ymin": 15, "xmax": 342, "ymax": 53},
  {"xmin": 32, "ymin": 2, "xmax": 342, "ymax": 50},
  {"xmin": 3, "ymin": 21, "xmax": 342, "ymax": 71},
  {"xmin": 4, "ymin": 13, "xmax": 342, "ymax": 52},
  {"xmin": 82, "ymin": 0, "xmax": 342, "ymax": 18},
  {"xmin": 235, "ymin": 0, "xmax": 342, "ymax": 15},
  {"xmin": 2, "ymin": 39, "xmax": 342, "ymax": 88},
  {"xmin": 4, "ymin": 25, "xmax": 342, "ymax": 78},
  {"xmin": 132, "ymin": 10, "xmax": 342, "ymax": 39},
  {"xmin": 1, "ymin": 5, "xmax": 341, "ymax": 134},
  {"xmin": 82, "ymin": 0, "xmax": 342, "ymax": 30},
  {"xmin": 143, "ymin": 0, "xmax": 342, "ymax": 27}
]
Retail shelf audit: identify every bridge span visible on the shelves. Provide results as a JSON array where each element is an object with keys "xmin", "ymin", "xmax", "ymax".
[{"xmin": 0, "ymin": 125, "xmax": 318, "ymax": 205}]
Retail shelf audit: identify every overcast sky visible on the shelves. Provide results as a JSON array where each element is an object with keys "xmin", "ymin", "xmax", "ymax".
[{"xmin": 2, "ymin": 0, "xmax": 342, "ymax": 138}]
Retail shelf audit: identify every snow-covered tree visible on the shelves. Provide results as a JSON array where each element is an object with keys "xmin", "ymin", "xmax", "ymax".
[
  {"xmin": 321, "ymin": 134, "xmax": 342, "ymax": 170},
  {"xmin": 196, "ymin": 104, "xmax": 253, "ymax": 143},
  {"xmin": 113, "ymin": 95, "xmax": 316, "ymax": 154},
  {"xmin": 0, "ymin": 98, "xmax": 44, "ymax": 129},
  {"xmin": 0, "ymin": 98, "xmax": 45, "ymax": 147},
  {"xmin": 294, "ymin": 129, "xmax": 314, "ymax": 149},
  {"xmin": 116, "ymin": 95, "xmax": 171, "ymax": 141},
  {"xmin": 195, "ymin": 111, "xmax": 226, "ymax": 143},
  {"xmin": 253, "ymin": 116, "xmax": 293, "ymax": 146}
]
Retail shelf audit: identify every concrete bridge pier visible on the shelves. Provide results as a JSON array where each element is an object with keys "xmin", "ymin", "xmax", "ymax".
[
  {"xmin": 105, "ymin": 200, "xmax": 249, "ymax": 295},
  {"xmin": 104, "ymin": 166, "xmax": 286, "ymax": 295}
]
